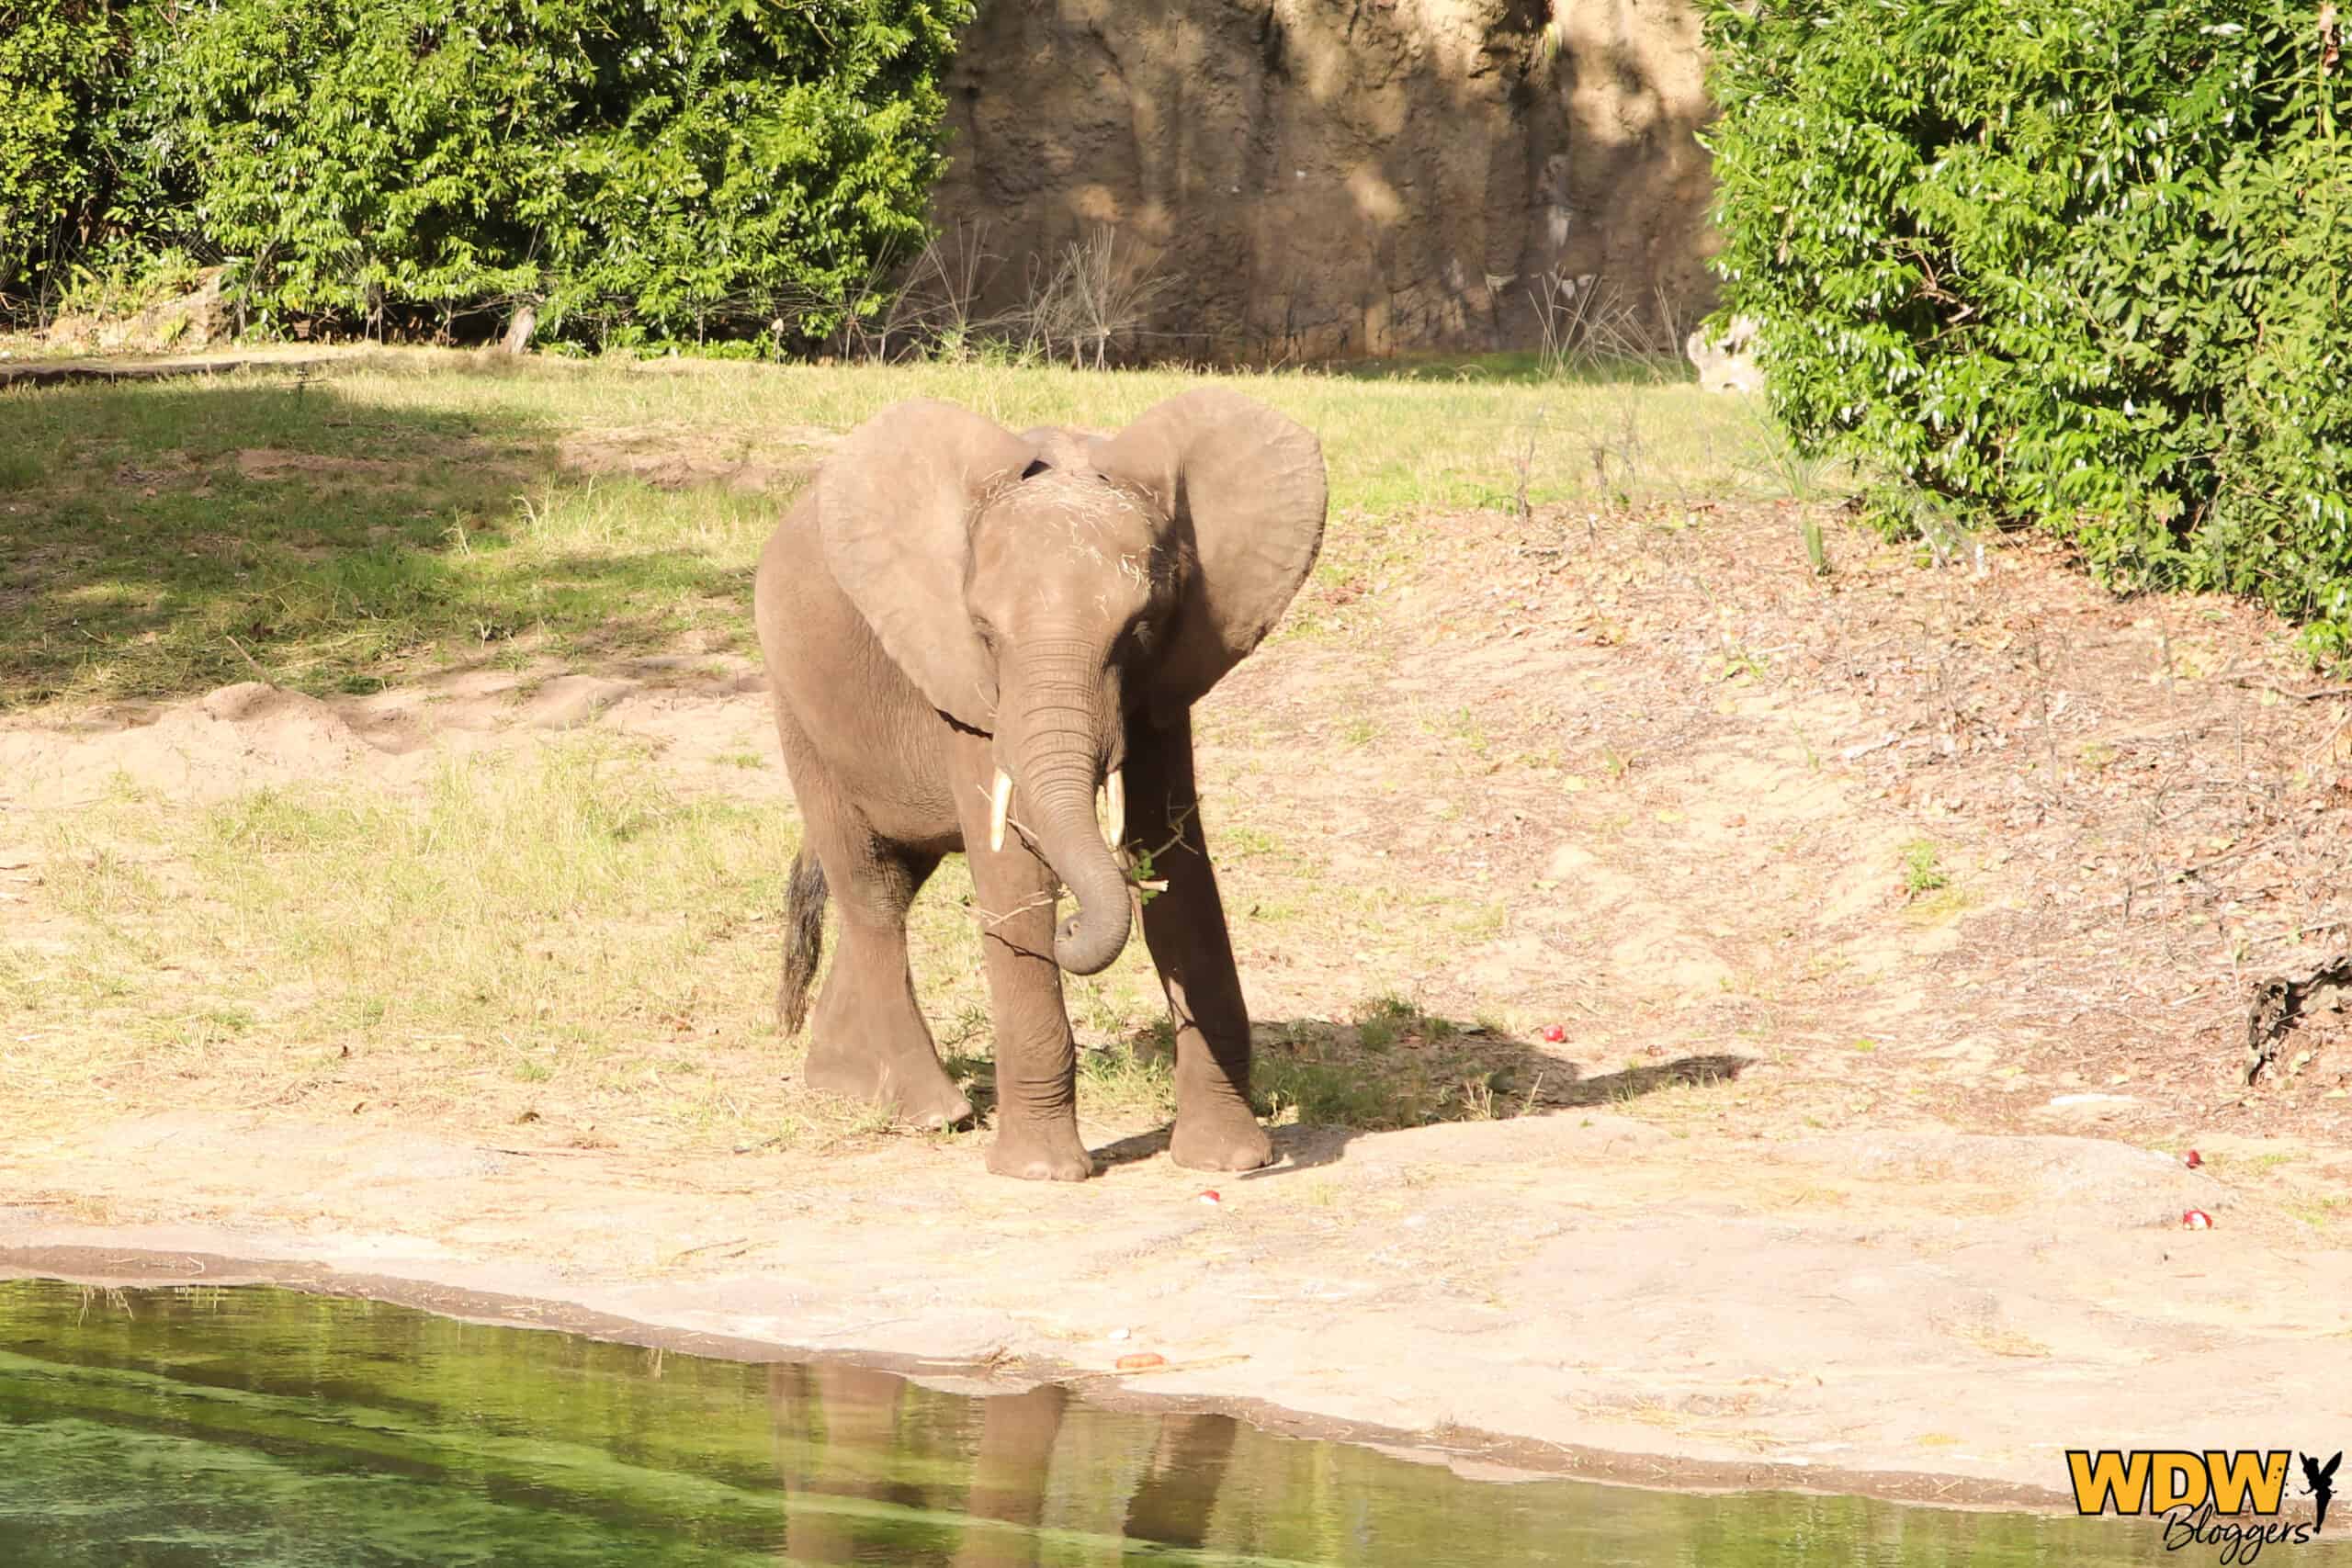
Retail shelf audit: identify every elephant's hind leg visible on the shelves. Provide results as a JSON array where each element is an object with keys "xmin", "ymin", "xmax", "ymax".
[
  {"xmin": 802, "ymin": 843, "xmax": 974, "ymax": 1130},
  {"xmin": 787, "ymin": 761, "xmax": 973, "ymax": 1131}
]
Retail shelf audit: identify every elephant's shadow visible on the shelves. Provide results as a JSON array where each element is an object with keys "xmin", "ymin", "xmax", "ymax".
[{"xmin": 944, "ymin": 1012, "xmax": 1750, "ymax": 1178}]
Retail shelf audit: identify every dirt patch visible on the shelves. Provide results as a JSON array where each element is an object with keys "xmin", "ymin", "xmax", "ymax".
[
  {"xmin": 1254, "ymin": 497, "xmax": 2352, "ymax": 1151},
  {"xmin": 233, "ymin": 447, "xmax": 407, "ymax": 482},
  {"xmin": 0, "ymin": 682, "xmax": 371, "ymax": 809},
  {"xmin": 556, "ymin": 423, "xmax": 834, "ymax": 493},
  {"xmin": 0, "ymin": 659, "xmax": 775, "ymax": 813}
]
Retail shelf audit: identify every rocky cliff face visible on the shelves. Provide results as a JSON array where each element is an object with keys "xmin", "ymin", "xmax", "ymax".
[{"xmin": 931, "ymin": 0, "xmax": 1717, "ymax": 363}]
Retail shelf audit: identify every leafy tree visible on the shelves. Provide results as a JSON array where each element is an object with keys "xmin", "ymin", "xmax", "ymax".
[
  {"xmin": 6, "ymin": 0, "xmax": 972, "ymax": 349},
  {"xmin": 0, "ymin": 0, "xmax": 178, "ymax": 308}
]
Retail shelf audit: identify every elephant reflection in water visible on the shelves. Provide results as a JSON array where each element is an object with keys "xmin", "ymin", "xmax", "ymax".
[{"xmin": 768, "ymin": 1363, "xmax": 1240, "ymax": 1564}]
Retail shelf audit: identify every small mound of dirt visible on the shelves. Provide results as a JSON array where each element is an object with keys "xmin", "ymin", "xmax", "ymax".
[
  {"xmin": 0, "ymin": 660, "xmax": 786, "ymax": 813},
  {"xmin": 233, "ymin": 448, "xmax": 404, "ymax": 482},
  {"xmin": 0, "ymin": 682, "xmax": 373, "ymax": 809},
  {"xmin": 556, "ymin": 424, "xmax": 833, "ymax": 494}
]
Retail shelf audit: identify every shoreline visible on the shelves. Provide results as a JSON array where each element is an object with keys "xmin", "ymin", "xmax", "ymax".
[{"xmin": 2, "ymin": 1239, "xmax": 2078, "ymax": 1517}]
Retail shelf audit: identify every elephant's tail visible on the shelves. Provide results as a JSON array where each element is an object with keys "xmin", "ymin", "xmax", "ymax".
[{"xmin": 777, "ymin": 851, "xmax": 828, "ymax": 1036}]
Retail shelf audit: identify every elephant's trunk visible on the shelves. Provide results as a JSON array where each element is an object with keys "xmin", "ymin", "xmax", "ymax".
[{"xmin": 1007, "ymin": 650, "xmax": 1130, "ymax": 976}]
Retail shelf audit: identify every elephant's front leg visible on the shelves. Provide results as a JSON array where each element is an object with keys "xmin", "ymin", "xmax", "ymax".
[
  {"xmin": 1124, "ymin": 712, "xmax": 1275, "ymax": 1173},
  {"xmin": 955, "ymin": 738, "xmax": 1094, "ymax": 1181}
]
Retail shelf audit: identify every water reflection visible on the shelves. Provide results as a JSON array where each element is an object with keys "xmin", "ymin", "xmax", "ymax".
[
  {"xmin": 769, "ymin": 1368, "xmax": 1242, "ymax": 1565},
  {"xmin": 0, "ymin": 1279, "xmax": 2301, "ymax": 1567}
]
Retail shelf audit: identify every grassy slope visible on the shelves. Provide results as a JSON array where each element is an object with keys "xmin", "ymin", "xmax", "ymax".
[{"xmin": 0, "ymin": 354, "xmax": 1809, "ymax": 709}]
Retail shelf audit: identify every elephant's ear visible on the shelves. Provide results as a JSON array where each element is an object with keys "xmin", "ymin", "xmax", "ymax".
[
  {"xmin": 819, "ymin": 399, "xmax": 1034, "ymax": 729},
  {"xmin": 1091, "ymin": 389, "xmax": 1327, "ymax": 715}
]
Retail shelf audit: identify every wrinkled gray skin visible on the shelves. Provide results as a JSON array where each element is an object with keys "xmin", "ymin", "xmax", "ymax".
[{"xmin": 753, "ymin": 389, "xmax": 1327, "ymax": 1179}]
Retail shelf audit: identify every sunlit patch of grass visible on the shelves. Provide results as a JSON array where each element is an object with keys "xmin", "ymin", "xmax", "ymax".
[
  {"xmin": 1452, "ymin": 903, "xmax": 1509, "ymax": 942},
  {"xmin": 2284, "ymin": 1194, "xmax": 2348, "ymax": 1231},
  {"xmin": 2, "ymin": 738, "xmax": 809, "ymax": 1144},
  {"xmin": 1077, "ymin": 1030, "xmax": 1179, "ymax": 1122},
  {"xmin": 2, "ymin": 355, "xmax": 1792, "ymax": 709}
]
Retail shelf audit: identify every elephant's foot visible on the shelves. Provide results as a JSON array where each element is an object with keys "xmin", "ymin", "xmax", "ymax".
[
  {"xmin": 1169, "ymin": 1101, "xmax": 1273, "ymax": 1172},
  {"xmin": 987, "ymin": 1115, "xmax": 1095, "ymax": 1181},
  {"xmin": 804, "ymin": 1040, "xmax": 974, "ymax": 1131}
]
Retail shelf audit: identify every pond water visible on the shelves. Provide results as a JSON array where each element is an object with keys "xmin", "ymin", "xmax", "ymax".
[{"xmin": 0, "ymin": 1278, "xmax": 2260, "ymax": 1566}]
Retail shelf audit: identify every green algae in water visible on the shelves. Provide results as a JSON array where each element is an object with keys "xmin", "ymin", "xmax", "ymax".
[{"xmin": 0, "ymin": 1279, "xmax": 2257, "ymax": 1565}]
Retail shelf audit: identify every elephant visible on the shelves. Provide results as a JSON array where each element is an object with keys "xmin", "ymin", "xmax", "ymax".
[{"xmin": 752, "ymin": 388, "xmax": 1326, "ymax": 1180}]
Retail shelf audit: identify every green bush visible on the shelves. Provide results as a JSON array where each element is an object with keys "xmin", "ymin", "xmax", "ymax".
[
  {"xmin": 5, "ymin": 0, "xmax": 970, "ymax": 349},
  {"xmin": 0, "ymin": 0, "xmax": 178, "ymax": 308},
  {"xmin": 1702, "ymin": 0, "xmax": 2352, "ymax": 656}
]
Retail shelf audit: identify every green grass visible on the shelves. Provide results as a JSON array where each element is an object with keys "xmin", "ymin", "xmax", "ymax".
[
  {"xmin": 1244, "ymin": 996, "xmax": 1557, "ymax": 1131},
  {"xmin": 1900, "ymin": 839, "xmax": 1950, "ymax": 897},
  {"xmin": 2285, "ymin": 1195, "xmax": 2348, "ymax": 1231},
  {"xmin": 3, "ymin": 351, "xmax": 1794, "ymax": 709},
  {"xmin": 1321, "ymin": 348, "xmax": 1695, "ymax": 387}
]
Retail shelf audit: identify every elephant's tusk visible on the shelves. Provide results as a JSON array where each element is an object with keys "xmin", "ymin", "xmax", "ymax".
[
  {"xmin": 989, "ymin": 769, "xmax": 1013, "ymax": 853},
  {"xmin": 1102, "ymin": 768, "xmax": 1125, "ymax": 848}
]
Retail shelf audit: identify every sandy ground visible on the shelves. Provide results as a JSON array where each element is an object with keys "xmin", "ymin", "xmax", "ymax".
[
  {"xmin": 5, "ymin": 1109, "xmax": 2346, "ymax": 1510},
  {"xmin": 8, "ymin": 497, "xmax": 2352, "ymax": 1507}
]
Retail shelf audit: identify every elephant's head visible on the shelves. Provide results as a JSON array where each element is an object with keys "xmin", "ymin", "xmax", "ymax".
[{"xmin": 818, "ymin": 388, "xmax": 1327, "ymax": 976}]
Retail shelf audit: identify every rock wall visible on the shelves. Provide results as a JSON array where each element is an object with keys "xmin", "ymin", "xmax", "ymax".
[{"xmin": 931, "ymin": 0, "xmax": 1718, "ymax": 363}]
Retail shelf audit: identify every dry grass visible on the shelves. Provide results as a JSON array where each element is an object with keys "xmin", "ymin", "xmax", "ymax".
[
  {"xmin": 1950, "ymin": 1324, "xmax": 2054, "ymax": 1359},
  {"xmin": 0, "ymin": 732, "xmax": 1576, "ymax": 1150},
  {"xmin": 7, "ymin": 740, "xmax": 803, "ymax": 1145}
]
